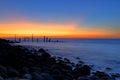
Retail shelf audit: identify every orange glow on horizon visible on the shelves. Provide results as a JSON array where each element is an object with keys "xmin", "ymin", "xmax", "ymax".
[{"xmin": 0, "ymin": 20, "xmax": 120, "ymax": 38}]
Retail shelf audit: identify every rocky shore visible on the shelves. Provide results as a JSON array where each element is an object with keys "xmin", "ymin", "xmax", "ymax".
[{"xmin": 0, "ymin": 39, "xmax": 119, "ymax": 80}]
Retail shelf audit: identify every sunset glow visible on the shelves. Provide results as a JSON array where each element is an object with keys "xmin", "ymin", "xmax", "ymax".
[
  {"xmin": 0, "ymin": 0, "xmax": 120, "ymax": 38},
  {"xmin": 0, "ymin": 20, "xmax": 119, "ymax": 38}
]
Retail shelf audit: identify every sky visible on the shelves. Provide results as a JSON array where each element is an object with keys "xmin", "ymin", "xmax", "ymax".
[{"xmin": 0, "ymin": 0, "xmax": 120, "ymax": 38}]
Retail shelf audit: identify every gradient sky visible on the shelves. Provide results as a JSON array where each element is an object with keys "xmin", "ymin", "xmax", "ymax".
[{"xmin": 0, "ymin": 0, "xmax": 120, "ymax": 38}]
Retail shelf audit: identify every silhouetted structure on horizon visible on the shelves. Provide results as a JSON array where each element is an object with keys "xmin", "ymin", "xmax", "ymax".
[
  {"xmin": 32, "ymin": 34, "xmax": 34, "ymax": 42},
  {"xmin": 13, "ymin": 34, "xmax": 61, "ymax": 43},
  {"xmin": 14, "ymin": 34, "xmax": 16, "ymax": 42}
]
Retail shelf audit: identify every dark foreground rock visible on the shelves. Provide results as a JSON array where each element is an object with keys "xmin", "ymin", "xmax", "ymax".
[{"xmin": 0, "ymin": 39, "xmax": 118, "ymax": 80}]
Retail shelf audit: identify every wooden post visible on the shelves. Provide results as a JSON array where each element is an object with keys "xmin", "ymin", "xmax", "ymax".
[
  {"xmin": 44, "ymin": 36, "xmax": 45, "ymax": 42},
  {"xmin": 18, "ymin": 38, "xmax": 21, "ymax": 42},
  {"xmin": 48, "ymin": 38, "xmax": 51, "ymax": 42},
  {"xmin": 37, "ymin": 38, "xmax": 38, "ymax": 42},
  {"xmin": 46, "ymin": 37, "xmax": 48, "ymax": 42},
  {"xmin": 14, "ymin": 34, "xmax": 16, "ymax": 42},
  {"xmin": 32, "ymin": 33, "xmax": 33, "ymax": 42}
]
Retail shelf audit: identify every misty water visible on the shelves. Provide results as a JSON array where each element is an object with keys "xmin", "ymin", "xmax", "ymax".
[{"xmin": 8, "ymin": 38, "xmax": 120, "ymax": 75}]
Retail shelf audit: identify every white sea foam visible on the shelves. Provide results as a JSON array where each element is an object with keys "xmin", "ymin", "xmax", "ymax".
[{"xmin": 9, "ymin": 38, "xmax": 120, "ymax": 75}]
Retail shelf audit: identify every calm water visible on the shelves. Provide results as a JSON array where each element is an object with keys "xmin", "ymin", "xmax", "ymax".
[{"xmin": 8, "ymin": 38, "xmax": 120, "ymax": 74}]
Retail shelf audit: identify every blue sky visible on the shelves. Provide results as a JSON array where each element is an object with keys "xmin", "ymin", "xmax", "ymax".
[{"xmin": 0, "ymin": 0, "xmax": 120, "ymax": 28}]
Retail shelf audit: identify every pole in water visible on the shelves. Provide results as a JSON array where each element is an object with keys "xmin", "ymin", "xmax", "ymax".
[
  {"xmin": 24, "ymin": 38, "xmax": 26, "ymax": 42},
  {"xmin": 48, "ymin": 37, "xmax": 50, "ymax": 42},
  {"xmin": 18, "ymin": 38, "xmax": 21, "ymax": 42},
  {"xmin": 37, "ymin": 38, "xmax": 38, "ymax": 42},
  {"xmin": 44, "ymin": 36, "xmax": 45, "ymax": 42},
  {"xmin": 46, "ymin": 37, "xmax": 48, "ymax": 42},
  {"xmin": 14, "ymin": 34, "xmax": 16, "ymax": 42},
  {"xmin": 32, "ymin": 33, "xmax": 33, "ymax": 42}
]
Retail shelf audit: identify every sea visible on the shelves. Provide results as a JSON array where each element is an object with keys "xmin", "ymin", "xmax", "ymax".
[{"xmin": 6, "ymin": 38, "xmax": 120, "ymax": 79}]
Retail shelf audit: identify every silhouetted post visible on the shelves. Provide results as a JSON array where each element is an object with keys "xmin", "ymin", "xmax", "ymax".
[
  {"xmin": 49, "ymin": 38, "xmax": 51, "ymax": 42},
  {"xmin": 46, "ymin": 37, "xmax": 48, "ymax": 42},
  {"xmin": 44, "ymin": 36, "xmax": 45, "ymax": 42},
  {"xmin": 18, "ymin": 38, "xmax": 21, "ymax": 42},
  {"xmin": 32, "ymin": 34, "xmax": 33, "ymax": 42},
  {"xmin": 14, "ymin": 34, "xmax": 16, "ymax": 42},
  {"xmin": 37, "ymin": 38, "xmax": 38, "ymax": 42},
  {"xmin": 24, "ymin": 38, "xmax": 26, "ymax": 42}
]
